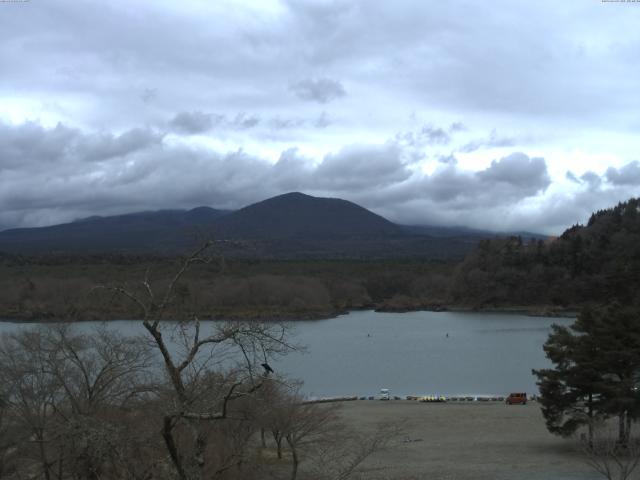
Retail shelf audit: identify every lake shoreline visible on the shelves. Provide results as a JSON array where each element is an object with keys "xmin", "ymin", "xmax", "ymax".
[{"xmin": 0, "ymin": 303, "xmax": 577, "ymax": 323}]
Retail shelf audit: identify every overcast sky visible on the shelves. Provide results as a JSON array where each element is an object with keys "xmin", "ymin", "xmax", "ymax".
[{"xmin": 1, "ymin": 0, "xmax": 640, "ymax": 234}]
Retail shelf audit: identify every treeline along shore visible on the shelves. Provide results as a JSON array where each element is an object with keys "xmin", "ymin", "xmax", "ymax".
[
  {"xmin": 0, "ymin": 256, "xmax": 455, "ymax": 321},
  {"xmin": 2, "ymin": 198, "xmax": 639, "ymax": 322}
]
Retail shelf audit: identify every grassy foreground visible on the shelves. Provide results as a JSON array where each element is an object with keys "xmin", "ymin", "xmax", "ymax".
[{"xmin": 336, "ymin": 400, "xmax": 596, "ymax": 480}]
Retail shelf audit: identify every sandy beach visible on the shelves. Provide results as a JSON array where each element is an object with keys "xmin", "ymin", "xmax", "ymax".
[{"xmin": 337, "ymin": 400, "xmax": 599, "ymax": 480}]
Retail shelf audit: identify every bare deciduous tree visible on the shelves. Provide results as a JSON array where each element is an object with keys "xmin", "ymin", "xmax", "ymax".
[
  {"xmin": 305, "ymin": 419, "xmax": 404, "ymax": 480},
  {"xmin": 0, "ymin": 391, "xmax": 13, "ymax": 478},
  {"xmin": 0, "ymin": 326, "xmax": 158, "ymax": 480},
  {"xmin": 257, "ymin": 382, "xmax": 404, "ymax": 480},
  {"xmin": 0, "ymin": 329, "xmax": 64, "ymax": 480},
  {"xmin": 582, "ymin": 426, "xmax": 640, "ymax": 480},
  {"xmin": 99, "ymin": 242, "xmax": 296, "ymax": 480}
]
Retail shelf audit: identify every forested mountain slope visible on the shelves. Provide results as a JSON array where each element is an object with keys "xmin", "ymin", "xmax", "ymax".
[{"xmin": 450, "ymin": 198, "xmax": 640, "ymax": 308}]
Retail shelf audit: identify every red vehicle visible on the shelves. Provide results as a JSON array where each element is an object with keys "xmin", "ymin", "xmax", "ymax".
[{"xmin": 506, "ymin": 392, "xmax": 527, "ymax": 405}]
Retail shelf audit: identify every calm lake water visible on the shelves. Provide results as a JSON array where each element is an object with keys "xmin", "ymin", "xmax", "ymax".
[{"xmin": 0, "ymin": 310, "xmax": 573, "ymax": 398}]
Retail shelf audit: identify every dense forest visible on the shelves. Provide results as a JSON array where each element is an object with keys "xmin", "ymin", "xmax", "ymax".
[
  {"xmin": 1, "ymin": 198, "xmax": 639, "ymax": 321},
  {"xmin": 450, "ymin": 198, "xmax": 640, "ymax": 309}
]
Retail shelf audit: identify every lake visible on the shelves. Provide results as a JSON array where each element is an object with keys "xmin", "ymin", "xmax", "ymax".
[{"xmin": 0, "ymin": 310, "xmax": 573, "ymax": 398}]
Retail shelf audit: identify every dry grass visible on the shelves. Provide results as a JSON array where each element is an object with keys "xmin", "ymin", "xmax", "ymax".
[{"xmin": 335, "ymin": 400, "xmax": 598, "ymax": 480}]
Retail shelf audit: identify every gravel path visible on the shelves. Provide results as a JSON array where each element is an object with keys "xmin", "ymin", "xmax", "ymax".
[{"xmin": 337, "ymin": 400, "xmax": 600, "ymax": 480}]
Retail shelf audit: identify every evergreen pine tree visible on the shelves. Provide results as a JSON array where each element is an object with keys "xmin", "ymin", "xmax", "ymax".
[{"xmin": 534, "ymin": 304, "xmax": 640, "ymax": 445}]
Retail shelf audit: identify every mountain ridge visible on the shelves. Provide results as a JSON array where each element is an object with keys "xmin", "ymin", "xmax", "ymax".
[{"xmin": 0, "ymin": 192, "xmax": 541, "ymax": 258}]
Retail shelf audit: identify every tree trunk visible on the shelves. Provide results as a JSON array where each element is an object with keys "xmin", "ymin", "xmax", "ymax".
[
  {"xmin": 37, "ymin": 431, "xmax": 51, "ymax": 480},
  {"xmin": 162, "ymin": 416, "xmax": 188, "ymax": 480},
  {"xmin": 587, "ymin": 393, "xmax": 594, "ymax": 448},
  {"xmin": 619, "ymin": 411, "xmax": 628, "ymax": 447},
  {"xmin": 194, "ymin": 428, "xmax": 207, "ymax": 476},
  {"xmin": 285, "ymin": 434, "xmax": 298, "ymax": 480},
  {"xmin": 272, "ymin": 431, "xmax": 283, "ymax": 459}
]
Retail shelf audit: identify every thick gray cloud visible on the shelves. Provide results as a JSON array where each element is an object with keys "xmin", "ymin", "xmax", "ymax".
[
  {"xmin": 0, "ymin": 119, "xmax": 581, "ymax": 234},
  {"xmin": 565, "ymin": 169, "xmax": 616, "ymax": 190},
  {"xmin": 565, "ymin": 170, "xmax": 601, "ymax": 187},
  {"xmin": 422, "ymin": 166, "xmax": 476, "ymax": 203},
  {"xmin": 416, "ymin": 153, "xmax": 550, "ymax": 207},
  {"xmin": 605, "ymin": 160, "xmax": 640, "ymax": 186},
  {"xmin": 580, "ymin": 171, "xmax": 603, "ymax": 190},
  {"xmin": 0, "ymin": 122, "xmax": 76, "ymax": 169},
  {"xmin": 289, "ymin": 77, "xmax": 346, "ymax": 104},
  {"xmin": 1, "ymin": 118, "xmax": 639, "ymax": 236},
  {"xmin": 0, "ymin": 121, "xmax": 162, "ymax": 171},
  {"xmin": 313, "ymin": 143, "xmax": 411, "ymax": 190},
  {"xmin": 77, "ymin": 128, "xmax": 164, "ymax": 162},
  {"xmin": 2, "ymin": 118, "xmax": 639, "ymax": 235},
  {"xmin": 477, "ymin": 153, "xmax": 550, "ymax": 191}
]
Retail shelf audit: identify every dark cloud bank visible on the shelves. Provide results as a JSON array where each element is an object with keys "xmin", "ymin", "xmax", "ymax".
[{"xmin": 1, "ymin": 120, "xmax": 638, "ymax": 235}]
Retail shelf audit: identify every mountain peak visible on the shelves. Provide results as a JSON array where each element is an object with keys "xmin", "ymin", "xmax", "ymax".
[
  {"xmin": 213, "ymin": 192, "xmax": 399, "ymax": 239},
  {"xmin": 274, "ymin": 191, "xmax": 310, "ymax": 199}
]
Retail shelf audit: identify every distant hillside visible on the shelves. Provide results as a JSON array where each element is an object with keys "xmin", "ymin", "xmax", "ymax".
[
  {"xmin": 0, "ymin": 192, "xmax": 523, "ymax": 259},
  {"xmin": 0, "ymin": 208, "xmax": 229, "ymax": 254},
  {"xmin": 450, "ymin": 198, "xmax": 640, "ymax": 308}
]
